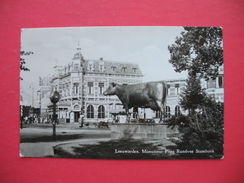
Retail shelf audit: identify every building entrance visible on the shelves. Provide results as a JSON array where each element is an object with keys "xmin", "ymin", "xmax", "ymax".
[{"xmin": 74, "ymin": 112, "xmax": 80, "ymax": 122}]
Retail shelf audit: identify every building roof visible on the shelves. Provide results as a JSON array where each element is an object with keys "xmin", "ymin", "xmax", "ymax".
[
  {"xmin": 51, "ymin": 50, "xmax": 144, "ymax": 80},
  {"xmin": 72, "ymin": 52, "xmax": 84, "ymax": 60},
  {"xmin": 83, "ymin": 59, "xmax": 143, "ymax": 76}
]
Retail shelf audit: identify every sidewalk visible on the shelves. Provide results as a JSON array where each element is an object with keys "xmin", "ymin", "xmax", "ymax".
[
  {"xmin": 20, "ymin": 138, "xmax": 111, "ymax": 157},
  {"xmin": 20, "ymin": 125, "xmax": 111, "ymax": 157}
]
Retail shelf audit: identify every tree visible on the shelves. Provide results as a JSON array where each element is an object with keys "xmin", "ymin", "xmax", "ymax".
[
  {"xmin": 174, "ymin": 97, "xmax": 224, "ymax": 159},
  {"xmin": 168, "ymin": 27, "xmax": 223, "ymax": 80},
  {"xmin": 179, "ymin": 74, "xmax": 207, "ymax": 115},
  {"xmin": 20, "ymin": 51, "xmax": 33, "ymax": 80},
  {"xmin": 168, "ymin": 77, "xmax": 224, "ymax": 158},
  {"xmin": 167, "ymin": 27, "xmax": 224, "ymax": 158}
]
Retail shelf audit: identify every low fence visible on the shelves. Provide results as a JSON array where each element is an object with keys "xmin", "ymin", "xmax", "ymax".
[{"xmin": 110, "ymin": 123, "xmax": 179, "ymax": 140}]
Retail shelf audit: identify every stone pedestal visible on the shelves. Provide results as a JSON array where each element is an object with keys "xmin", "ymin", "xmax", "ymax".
[{"xmin": 110, "ymin": 123, "xmax": 179, "ymax": 140}]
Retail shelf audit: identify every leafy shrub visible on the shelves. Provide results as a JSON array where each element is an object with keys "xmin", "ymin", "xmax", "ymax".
[{"xmin": 174, "ymin": 100, "xmax": 224, "ymax": 158}]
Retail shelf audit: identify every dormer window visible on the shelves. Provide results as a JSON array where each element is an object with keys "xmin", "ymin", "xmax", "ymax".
[
  {"xmin": 99, "ymin": 65, "xmax": 103, "ymax": 71},
  {"xmin": 122, "ymin": 67, "xmax": 127, "ymax": 72},
  {"xmin": 87, "ymin": 61, "xmax": 94, "ymax": 71},
  {"xmin": 132, "ymin": 68, "xmax": 137, "ymax": 73},
  {"xmin": 89, "ymin": 64, "xmax": 92, "ymax": 71},
  {"xmin": 99, "ymin": 62, "xmax": 105, "ymax": 72},
  {"xmin": 111, "ymin": 66, "xmax": 117, "ymax": 72}
]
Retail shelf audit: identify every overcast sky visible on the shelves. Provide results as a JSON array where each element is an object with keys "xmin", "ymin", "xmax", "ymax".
[{"xmin": 20, "ymin": 26, "xmax": 188, "ymax": 106}]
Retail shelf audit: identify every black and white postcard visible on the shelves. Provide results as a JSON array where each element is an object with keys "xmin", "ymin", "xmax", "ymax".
[{"xmin": 20, "ymin": 26, "xmax": 224, "ymax": 159}]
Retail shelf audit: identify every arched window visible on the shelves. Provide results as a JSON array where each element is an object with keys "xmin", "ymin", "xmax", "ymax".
[
  {"xmin": 165, "ymin": 106, "xmax": 171, "ymax": 118},
  {"xmin": 175, "ymin": 105, "xmax": 181, "ymax": 116},
  {"xmin": 98, "ymin": 105, "xmax": 105, "ymax": 118},
  {"xmin": 87, "ymin": 105, "xmax": 94, "ymax": 118}
]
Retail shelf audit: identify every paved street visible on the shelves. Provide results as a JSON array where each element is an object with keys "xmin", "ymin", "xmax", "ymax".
[{"xmin": 20, "ymin": 123, "xmax": 111, "ymax": 157}]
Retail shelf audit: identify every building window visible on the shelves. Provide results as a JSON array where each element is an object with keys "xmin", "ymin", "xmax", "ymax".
[
  {"xmin": 218, "ymin": 76, "xmax": 223, "ymax": 88},
  {"xmin": 66, "ymin": 84, "xmax": 69, "ymax": 96},
  {"xmin": 62, "ymin": 85, "xmax": 65, "ymax": 96},
  {"xmin": 165, "ymin": 106, "xmax": 171, "ymax": 118},
  {"xmin": 88, "ymin": 82, "xmax": 94, "ymax": 94},
  {"xmin": 111, "ymin": 66, "xmax": 117, "ymax": 72},
  {"xmin": 98, "ymin": 105, "xmax": 105, "ymax": 118},
  {"xmin": 87, "ymin": 62, "xmax": 94, "ymax": 71},
  {"xmin": 99, "ymin": 83, "xmax": 104, "ymax": 94},
  {"xmin": 99, "ymin": 62, "xmax": 105, "ymax": 72},
  {"xmin": 170, "ymin": 88, "xmax": 175, "ymax": 95},
  {"xmin": 175, "ymin": 105, "xmax": 181, "ymax": 116},
  {"xmin": 87, "ymin": 105, "xmax": 94, "ymax": 118},
  {"xmin": 74, "ymin": 64, "xmax": 79, "ymax": 71},
  {"xmin": 167, "ymin": 85, "xmax": 170, "ymax": 95},
  {"xmin": 89, "ymin": 64, "xmax": 92, "ymax": 71},
  {"xmin": 132, "ymin": 68, "xmax": 137, "ymax": 73},
  {"xmin": 122, "ymin": 67, "xmax": 127, "ymax": 72},
  {"xmin": 99, "ymin": 65, "xmax": 103, "ymax": 71},
  {"xmin": 74, "ymin": 83, "xmax": 79, "ymax": 94},
  {"xmin": 175, "ymin": 84, "xmax": 179, "ymax": 94},
  {"xmin": 156, "ymin": 111, "xmax": 161, "ymax": 118},
  {"xmin": 132, "ymin": 107, "xmax": 138, "ymax": 118}
]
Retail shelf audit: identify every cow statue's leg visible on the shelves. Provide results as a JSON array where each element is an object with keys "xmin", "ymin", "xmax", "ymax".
[
  {"xmin": 155, "ymin": 100, "xmax": 165, "ymax": 122},
  {"xmin": 161, "ymin": 101, "xmax": 166, "ymax": 122},
  {"xmin": 126, "ymin": 110, "xmax": 131, "ymax": 123},
  {"xmin": 124, "ymin": 105, "xmax": 131, "ymax": 123}
]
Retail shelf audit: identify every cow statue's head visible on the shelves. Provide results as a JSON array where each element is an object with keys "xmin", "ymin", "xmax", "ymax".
[{"xmin": 103, "ymin": 82, "xmax": 117, "ymax": 96}]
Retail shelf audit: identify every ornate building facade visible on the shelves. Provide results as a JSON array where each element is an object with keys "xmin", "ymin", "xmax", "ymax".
[
  {"xmin": 38, "ymin": 48, "xmax": 223, "ymax": 123},
  {"xmin": 142, "ymin": 66, "xmax": 224, "ymax": 120},
  {"xmin": 40, "ymin": 48, "xmax": 143, "ymax": 123},
  {"xmin": 163, "ymin": 65, "xmax": 224, "ymax": 119}
]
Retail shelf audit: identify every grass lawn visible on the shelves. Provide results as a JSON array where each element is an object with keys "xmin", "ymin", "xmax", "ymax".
[{"xmin": 53, "ymin": 138, "xmax": 179, "ymax": 159}]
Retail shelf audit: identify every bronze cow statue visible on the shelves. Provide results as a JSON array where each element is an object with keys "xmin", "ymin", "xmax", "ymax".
[{"xmin": 103, "ymin": 81, "xmax": 167, "ymax": 122}]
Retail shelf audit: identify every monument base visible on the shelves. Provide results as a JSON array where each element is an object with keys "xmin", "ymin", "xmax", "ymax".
[{"xmin": 110, "ymin": 123, "xmax": 179, "ymax": 140}]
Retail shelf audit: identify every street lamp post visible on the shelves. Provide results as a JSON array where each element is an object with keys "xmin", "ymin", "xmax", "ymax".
[
  {"xmin": 37, "ymin": 90, "xmax": 41, "ymax": 123},
  {"xmin": 50, "ymin": 91, "xmax": 60, "ymax": 140}
]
